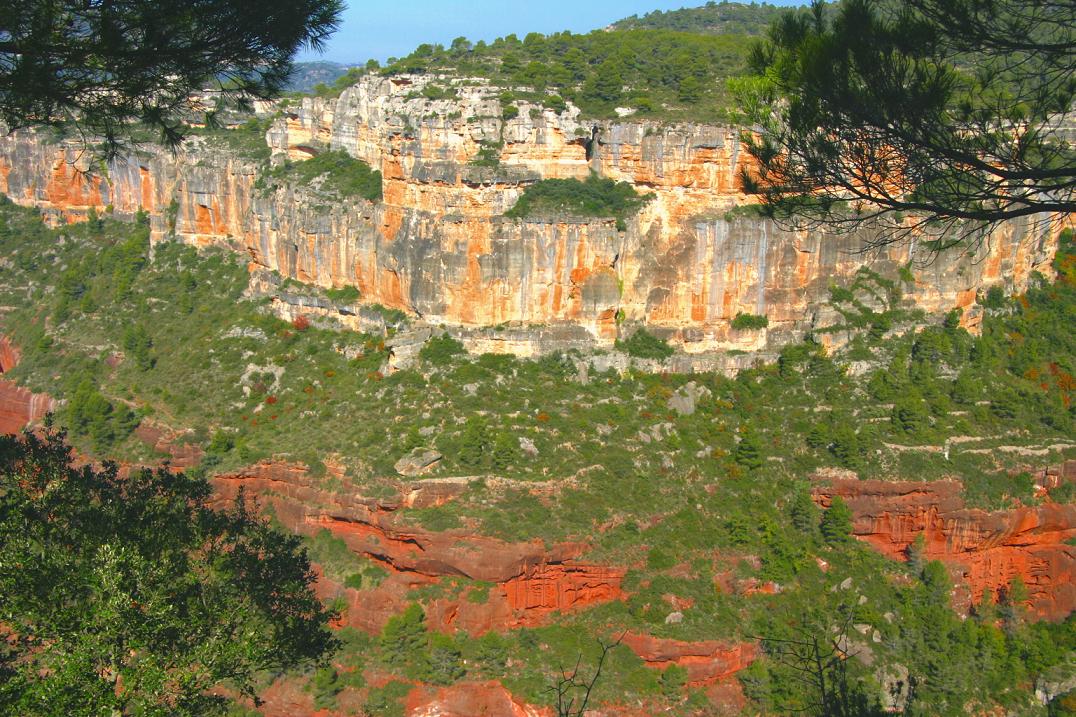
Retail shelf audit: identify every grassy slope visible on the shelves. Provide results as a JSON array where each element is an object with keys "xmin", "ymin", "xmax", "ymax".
[{"xmin": 1, "ymin": 199, "xmax": 1074, "ymax": 714}]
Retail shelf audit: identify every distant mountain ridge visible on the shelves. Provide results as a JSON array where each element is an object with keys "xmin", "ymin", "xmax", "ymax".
[
  {"xmin": 286, "ymin": 61, "xmax": 353, "ymax": 94},
  {"xmin": 612, "ymin": 0, "xmax": 801, "ymax": 35}
]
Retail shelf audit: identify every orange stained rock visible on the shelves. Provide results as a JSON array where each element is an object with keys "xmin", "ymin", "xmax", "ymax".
[
  {"xmin": 622, "ymin": 633, "xmax": 758, "ymax": 686},
  {"xmin": 138, "ymin": 166, "xmax": 154, "ymax": 212},
  {"xmin": 405, "ymin": 681, "xmax": 550, "ymax": 717},
  {"xmin": 813, "ymin": 477, "xmax": 1076, "ymax": 620},
  {"xmin": 45, "ymin": 155, "xmax": 104, "ymax": 209}
]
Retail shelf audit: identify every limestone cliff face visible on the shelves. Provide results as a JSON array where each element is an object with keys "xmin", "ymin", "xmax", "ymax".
[{"xmin": 0, "ymin": 73, "xmax": 1061, "ymax": 355}]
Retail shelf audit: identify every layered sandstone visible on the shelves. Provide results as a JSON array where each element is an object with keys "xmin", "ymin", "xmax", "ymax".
[
  {"xmin": 211, "ymin": 461, "xmax": 624, "ymax": 634},
  {"xmin": 0, "ymin": 335, "xmax": 56, "ymax": 434},
  {"xmin": 812, "ymin": 477, "xmax": 1076, "ymax": 620},
  {"xmin": 0, "ymin": 73, "xmax": 1061, "ymax": 358},
  {"xmin": 404, "ymin": 681, "xmax": 549, "ymax": 717},
  {"xmin": 622, "ymin": 633, "xmax": 757, "ymax": 687}
]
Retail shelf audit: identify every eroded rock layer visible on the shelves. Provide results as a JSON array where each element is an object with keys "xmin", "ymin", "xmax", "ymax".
[
  {"xmin": 211, "ymin": 461, "xmax": 624, "ymax": 634},
  {"xmin": 622, "ymin": 633, "xmax": 757, "ymax": 687},
  {"xmin": 0, "ymin": 73, "xmax": 1062, "ymax": 356},
  {"xmin": 0, "ymin": 335, "xmax": 56, "ymax": 434},
  {"xmin": 812, "ymin": 476, "xmax": 1076, "ymax": 620}
]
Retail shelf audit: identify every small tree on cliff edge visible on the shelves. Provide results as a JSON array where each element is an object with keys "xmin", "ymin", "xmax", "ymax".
[
  {"xmin": 0, "ymin": 425, "xmax": 336, "ymax": 715},
  {"xmin": 734, "ymin": 0, "xmax": 1075, "ymax": 248},
  {"xmin": 0, "ymin": 0, "xmax": 342, "ymax": 159}
]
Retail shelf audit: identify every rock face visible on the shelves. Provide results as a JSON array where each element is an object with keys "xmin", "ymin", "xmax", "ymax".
[
  {"xmin": 211, "ymin": 461, "xmax": 625, "ymax": 634},
  {"xmin": 0, "ymin": 335, "xmax": 56, "ymax": 434},
  {"xmin": 0, "ymin": 73, "xmax": 1061, "ymax": 357},
  {"xmin": 812, "ymin": 477, "xmax": 1076, "ymax": 620},
  {"xmin": 405, "ymin": 681, "xmax": 549, "ymax": 717},
  {"xmin": 622, "ymin": 633, "xmax": 757, "ymax": 686},
  {"xmin": 394, "ymin": 447, "xmax": 443, "ymax": 476}
]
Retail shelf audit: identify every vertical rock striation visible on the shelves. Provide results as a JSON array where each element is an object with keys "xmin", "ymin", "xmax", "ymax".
[{"xmin": 0, "ymin": 73, "xmax": 1063, "ymax": 356}]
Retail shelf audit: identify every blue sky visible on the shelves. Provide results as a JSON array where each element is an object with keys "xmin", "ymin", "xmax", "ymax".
[{"xmin": 299, "ymin": 1, "xmax": 802, "ymax": 65}]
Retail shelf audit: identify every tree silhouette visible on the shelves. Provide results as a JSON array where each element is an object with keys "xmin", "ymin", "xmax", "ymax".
[
  {"xmin": 735, "ymin": 0, "xmax": 1075, "ymax": 247},
  {"xmin": 1, "ymin": 0, "xmax": 342, "ymax": 158}
]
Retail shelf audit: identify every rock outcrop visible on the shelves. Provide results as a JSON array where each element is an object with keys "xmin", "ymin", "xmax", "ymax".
[
  {"xmin": 622, "ymin": 633, "xmax": 757, "ymax": 686},
  {"xmin": 404, "ymin": 681, "xmax": 549, "ymax": 717},
  {"xmin": 0, "ymin": 73, "xmax": 1062, "ymax": 359},
  {"xmin": 812, "ymin": 477, "xmax": 1076, "ymax": 620},
  {"xmin": 211, "ymin": 461, "xmax": 625, "ymax": 634},
  {"xmin": 0, "ymin": 335, "xmax": 56, "ymax": 434}
]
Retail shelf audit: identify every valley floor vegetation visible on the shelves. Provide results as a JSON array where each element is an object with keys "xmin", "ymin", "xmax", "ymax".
[{"xmin": 0, "ymin": 198, "xmax": 1074, "ymax": 714}]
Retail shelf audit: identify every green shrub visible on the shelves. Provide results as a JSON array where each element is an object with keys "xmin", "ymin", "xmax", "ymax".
[
  {"xmin": 505, "ymin": 173, "xmax": 654, "ymax": 230},
  {"xmin": 420, "ymin": 334, "xmax": 465, "ymax": 365},
  {"xmin": 615, "ymin": 328, "xmax": 673, "ymax": 360},
  {"xmin": 731, "ymin": 312, "xmax": 769, "ymax": 330},
  {"xmin": 261, "ymin": 150, "xmax": 382, "ymax": 201},
  {"xmin": 325, "ymin": 286, "xmax": 360, "ymax": 303}
]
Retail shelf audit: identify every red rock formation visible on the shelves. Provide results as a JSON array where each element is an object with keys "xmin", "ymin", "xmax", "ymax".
[
  {"xmin": 812, "ymin": 477, "xmax": 1076, "ymax": 620},
  {"xmin": 0, "ymin": 335, "xmax": 18, "ymax": 372},
  {"xmin": 0, "ymin": 336, "xmax": 57, "ymax": 434},
  {"xmin": 622, "ymin": 633, "xmax": 757, "ymax": 687},
  {"xmin": 405, "ymin": 681, "xmax": 550, "ymax": 717},
  {"xmin": 212, "ymin": 462, "xmax": 625, "ymax": 634},
  {"xmin": 132, "ymin": 420, "xmax": 204, "ymax": 469}
]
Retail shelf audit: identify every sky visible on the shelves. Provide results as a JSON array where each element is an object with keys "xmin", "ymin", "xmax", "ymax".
[{"xmin": 298, "ymin": 0, "xmax": 801, "ymax": 65}]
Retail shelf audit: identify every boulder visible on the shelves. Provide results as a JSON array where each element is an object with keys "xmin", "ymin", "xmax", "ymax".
[{"xmin": 394, "ymin": 448, "xmax": 443, "ymax": 477}]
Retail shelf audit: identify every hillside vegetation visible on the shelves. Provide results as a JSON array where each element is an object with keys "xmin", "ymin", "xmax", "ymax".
[
  {"xmin": 0, "ymin": 198, "xmax": 1074, "ymax": 714},
  {"xmin": 612, "ymin": 1, "xmax": 792, "ymax": 34}
]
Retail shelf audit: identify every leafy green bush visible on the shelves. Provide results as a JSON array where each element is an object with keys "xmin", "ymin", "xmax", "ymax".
[
  {"xmin": 505, "ymin": 174, "xmax": 653, "ymax": 230},
  {"xmin": 731, "ymin": 312, "xmax": 769, "ymax": 330},
  {"xmin": 261, "ymin": 150, "xmax": 382, "ymax": 201},
  {"xmin": 419, "ymin": 334, "xmax": 465, "ymax": 365},
  {"xmin": 325, "ymin": 286, "xmax": 360, "ymax": 303},
  {"xmin": 615, "ymin": 328, "xmax": 673, "ymax": 360}
]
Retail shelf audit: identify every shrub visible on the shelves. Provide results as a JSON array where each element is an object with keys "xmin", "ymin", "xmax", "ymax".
[
  {"xmin": 615, "ymin": 328, "xmax": 674, "ymax": 360},
  {"xmin": 325, "ymin": 286, "xmax": 360, "ymax": 303},
  {"xmin": 419, "ymin": 334, "xmax": 465, "ymax": 365},
  {"xmin": 731, "ymin": 312, "xmax": 769, "ymax": 330},
  {"xmin": 505, "ymin": 173, "xmax": 654, "ymax": 229},
  {"xmin": 261, "ymin": 150, "xmax": 382, "ymax": 201}
]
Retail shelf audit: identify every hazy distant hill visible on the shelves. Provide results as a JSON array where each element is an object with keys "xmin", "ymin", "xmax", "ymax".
[
  {"xmin": 286, "ymin": 61, "xmax": 352, "ymax": 93},
  {"xmin": 612, "ymin": 1, "xmax": 797, "ymax": 35}
]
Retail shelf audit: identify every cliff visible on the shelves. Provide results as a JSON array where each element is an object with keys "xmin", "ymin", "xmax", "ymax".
[
  {"xmin": 0, "ymin": 73, "xmax": 1062, "ymax": 358},
  {"xmin": 812, "ymin": 476, "xmax": 1076, "ymax": 620}
]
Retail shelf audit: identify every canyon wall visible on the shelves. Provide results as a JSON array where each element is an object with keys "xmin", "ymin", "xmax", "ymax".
[{"xmin": 0, "ymin": 73, "xmax": 1062, "ymax": 356}]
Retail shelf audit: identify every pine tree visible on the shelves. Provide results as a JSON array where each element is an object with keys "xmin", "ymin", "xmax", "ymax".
[
  {"xmin": 491, "ymin": 431, "xmax": 519, "ymax": 470},
  {"xmin": 820, "ymin": 497, "xmax": 853, "ymax": 545},
  {"xmin": 735, "ymin": 428, "xmax": 764, "ymax": 471},
  {"xmin": 458, "ymin": 417, "xmax": 489, "ymax": 469},
  {"xmin": 379, "ymin": 604, "xmax": 427, "ymax": 666},
  {"xmin": 788, "ymin": 486, "xmax": 820, "ymax": 537}
]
